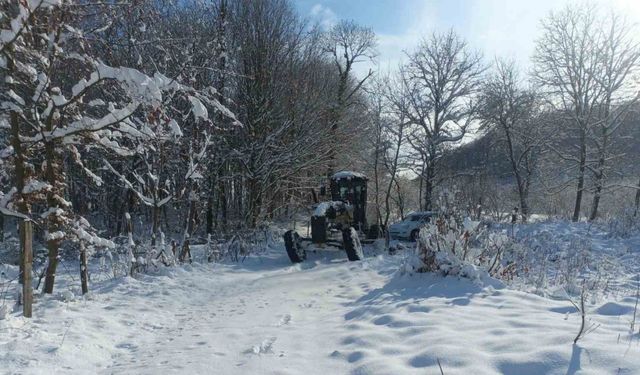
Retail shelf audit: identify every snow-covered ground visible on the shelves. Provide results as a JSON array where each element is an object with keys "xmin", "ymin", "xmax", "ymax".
[
  {"xmin": 2, "ymin": 221, "xmax": 640, "ymax": 374},
  {"xmin": 510, "ymin": 220, "xmax": 640, "ymax": 298}
]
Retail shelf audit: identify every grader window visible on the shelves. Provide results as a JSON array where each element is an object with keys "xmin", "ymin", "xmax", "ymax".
[
  {"xmin": 354, "ymin": 185, "xmax": 362, "ymax": 205},
  {"xmin": 329, "ymin": 173, "xmax": 368, "ymax": 231},
  {"xmin": 339, "ymin": 187, "xmax": 349, "ymax": 201}
]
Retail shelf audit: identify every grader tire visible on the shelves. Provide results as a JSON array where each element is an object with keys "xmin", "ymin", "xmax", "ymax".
[
  {"xmin": 342, "ymin": 227, "xmax": 364, "ymax": 261},
  {"xmin": 284, "ymin": 230, "xmax": 306, "ymax": 263}
]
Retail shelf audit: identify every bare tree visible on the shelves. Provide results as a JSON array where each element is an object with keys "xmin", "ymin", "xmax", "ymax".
[
  {"xmin": 364, "ymin": 77, "xmax": 387, "ymax": 229},
  {"xmin": 479, "ymin": 59, "xmax": 544, "ymax": 220},
  {"xmin": 403, "ymin": 30, "xmax": 484, "ymax": 210},
  {"xmin": 207, "ymin": 0, "xmax": 231, "ymax": 234},
  {"xmin": 379, "ymin": 70, "xmax": 411, "ymax": 226},
  {"xmin": 533, "ymin": 5, "xmax": 604, "ymax": 222},
  {"xmin": 323, "ymin": 19, "xmax": 377, "ymax": 176},
  {"xmin": 363, "ymin": 72, "xmax": 409, "ymax": 230},
  {"xmin": 587, "ymin": 13, "xmax": 640, "ymax": 220}
]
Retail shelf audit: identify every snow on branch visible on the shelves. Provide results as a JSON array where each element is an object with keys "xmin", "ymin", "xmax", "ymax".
[
  {"xmin": 103, "ymin": 160, "xmax": 171, "ymax": 208},
  {"xmin": 0, "ymin": 187, "xmax": 29, "ymax": 220},
  {"xmin": 188, "ymin": 96, "xmax": 208, "ymax": 121}
]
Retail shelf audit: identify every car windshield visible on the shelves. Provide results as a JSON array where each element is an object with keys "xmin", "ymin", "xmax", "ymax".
[{"xmin": 404, "ymin": 214, "xmax": 430, "ymax": 222}]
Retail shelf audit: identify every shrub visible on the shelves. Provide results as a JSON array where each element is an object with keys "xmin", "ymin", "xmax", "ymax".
[{"xmin": 603, "ymin": 208, "xmax": 640, "ymax": 238}]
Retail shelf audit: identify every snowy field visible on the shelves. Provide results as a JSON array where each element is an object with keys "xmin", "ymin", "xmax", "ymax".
[{"xmin": 2, "ymin": 221, "xmax": 640, "ymax": 375}]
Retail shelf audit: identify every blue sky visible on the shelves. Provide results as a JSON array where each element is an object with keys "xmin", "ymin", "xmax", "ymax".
[{"xmin": 294, "ymin": 0, "xmax": 640, "ymax": 77}]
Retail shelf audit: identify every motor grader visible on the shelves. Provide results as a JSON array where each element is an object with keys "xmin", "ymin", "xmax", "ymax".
[{"xmin": 283, "ymin": 171, "xmax": 380, "ymax": 264}]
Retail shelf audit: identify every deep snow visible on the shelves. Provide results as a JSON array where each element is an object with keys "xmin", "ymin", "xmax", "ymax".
[{"xmin": 1, "ymin": 221, "xmax": 640, "ymax": 374}]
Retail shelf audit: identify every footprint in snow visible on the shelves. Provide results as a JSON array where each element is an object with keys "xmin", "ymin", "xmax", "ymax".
[
  {"xmin": 115, "ymin": 342, "xmax": 138, "ymax": 351},
  {"xmin": 278, "ymin": 314, "xmax": 292, "ymax": 326},
  {"xmin": 246, "ymin": 337, "xmax": 277, "ymax": 355},
  {"xmin": 406, "ymin": 305, "xmax": 431, "ymax": 313}
]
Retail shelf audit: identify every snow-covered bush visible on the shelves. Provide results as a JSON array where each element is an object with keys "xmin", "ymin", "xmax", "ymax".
[
  {"xmin": 476, "ymin": 232, "xmax": 517, "ymax": 277},
  {"xmin": 216, "ymin": 225, "xmax": 279, "ymax": 262},
  {"xmin": 603, "ymin": 209, "xmax": 640, "ymax": 238},
  {"xmin": 401, "ymin": 211, "xmax": 532, "ymax": 284},
  {"xmin": 403, "ymin": 215, "xmax": 484, "ymax": 278}
]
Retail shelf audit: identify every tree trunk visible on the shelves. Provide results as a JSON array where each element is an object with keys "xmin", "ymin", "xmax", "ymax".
[
  {"xmin": 423, "ymin": 159, "xmax": 435, "ymax": 211},
  {"xmin": 394, "ymin": 178, "xmax": 405, "ymax": 218},
  {"xmin": 151, "ymin": 203, "xmax": 160, "ymax": 246},
  {"xmin": 125, "ymin": 213, "xmax": 134, "ymax": 276},
  {"xmin": 207, "ymin": 0, "xmax": 228, "ymax": 234},
  {"xmin": 634, "ymin": 177, "xmax": 640, "ymax": 217},
  {"xmin": 180, "ymin": 196, "xmax": 197, "ymax": 263},
  {"xmin": 589, "ymin": 121, "xmax": 609, "ymax": 221},
  {"xmin": 503, "ymin": 126, "xmax": 529, "ymax": 221},
  {"xmin": 114, "ymin": 189, "xmax": 126, "ymax": 236},
  {"xmin": 589, "ymin": 166, "xmax": 604, "ymax": 221},
  {"xmin": 8, "ymin": 44, "xmax": 29, "ymax": 267},
  {"xmin": 418, "ymin": 167, "xmax": 423, "ymax": 212},
  {"xmin": 219, "ymin": 174, "xmax": 227, "ymax": 230},
  {"xmin": 43, "ymin": 141, "xmax": 63, "ymax": 294},
  {"xmin": 522, "ymin": 175, "xmax": 533, "ymax": 222},
  {"xmin": 236, "ymin": 177, "xmax": 243, "ymax": 223},
  {"xmin": 373, "ymin": 128, "xmax": 381, "ymax": 228},
  {"xmin": 572, "ymin": 132, "xmax": 587, "ymax": 222},
  {"xmin": 43, "ymin": 240, "xmax": 60, "ymax": 294},
  {"xmin": 80, "ymin": 242, "xmax": 89, "ymax": 295},
  {"xmin": 21, "ymin": 220, "xmax": 33, "ymax": 318},
  {"xmin": 206, "ymin": 177, "xmax": 215, "ymax": 235},
  {"xmin": 383, "ymin": 124, "xmax": 403, "ymax": 227},
  {"xmin": 383, "ymin": 181, "xmax": 394, "ymax": 228},
  {"xmin": 246, "ymin": 178, "xmax": 262, "ymax": 228}
]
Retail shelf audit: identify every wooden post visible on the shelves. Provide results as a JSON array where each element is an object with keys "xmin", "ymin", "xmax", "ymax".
[
  {"xmin": 21, "ymin": 220, "xmax": 33, "ymax": 318},
  {"xmin": 80, "ymin": 242, "xmax": 89, "ymax": 295}
]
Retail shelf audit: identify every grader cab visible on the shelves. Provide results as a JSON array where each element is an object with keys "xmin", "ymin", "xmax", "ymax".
[{"xmin": 283, "ymin": 171, "xmax": 378, "ymax": 264}]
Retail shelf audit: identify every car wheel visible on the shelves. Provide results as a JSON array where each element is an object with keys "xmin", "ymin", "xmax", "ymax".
[{"xmin": 410, "ymin": 229, "xmax": 420, "ymax": 241}]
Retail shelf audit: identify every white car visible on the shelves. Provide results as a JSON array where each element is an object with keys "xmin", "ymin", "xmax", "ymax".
[{"xmin": 388, "ymin": 212, "xmax": 435, "ymax": 240}]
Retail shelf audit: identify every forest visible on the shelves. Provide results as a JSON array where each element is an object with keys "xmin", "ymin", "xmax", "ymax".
[{"xmin": 1, "ymin": 0, "xmax": 640, "ymax": 374}]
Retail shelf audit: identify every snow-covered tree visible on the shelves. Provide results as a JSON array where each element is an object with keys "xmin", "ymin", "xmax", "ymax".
[{"xmin": 0, "ymin": 0, "xmax": 236, "ymax": 292}]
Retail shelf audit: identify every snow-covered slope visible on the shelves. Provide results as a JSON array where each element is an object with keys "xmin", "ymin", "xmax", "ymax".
[{"xmin": 2, "ymin": 225, "xmax": 640, "ymax": 374}]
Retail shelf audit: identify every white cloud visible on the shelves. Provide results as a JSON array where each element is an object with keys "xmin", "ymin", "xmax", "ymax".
[
  {"xmin": 354, "ymin": 1, "xmax": 438, "ymax": 78},
  {"xmin": 309, "ymin": 3, "xmax": 337, "ymax": 30},
  {"xmin": 352, "ymin": 0, "xmax": 640, "ymax": 80}
]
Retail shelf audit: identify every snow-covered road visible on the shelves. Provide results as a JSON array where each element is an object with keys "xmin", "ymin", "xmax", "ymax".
[
  {"xmin": 2, "ymin": 232, "xmax": 640, "ymax": 374},
  {"xmin": 100, "ymin": 259, "xmax": 380, "ymax": 375}
]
